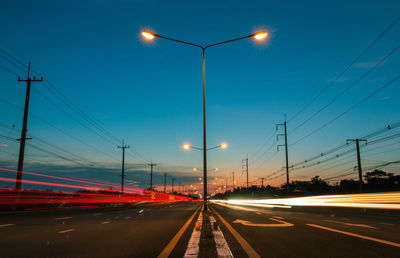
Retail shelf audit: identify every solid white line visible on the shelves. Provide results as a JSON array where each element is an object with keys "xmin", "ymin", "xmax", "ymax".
[
  {"xmin": 184, "ymin": 211, "xmax": 203, "ymax": 258},
  {"xmin": 324, "ymin": 220, "xmax": 377, "ymax": 229},
  {"xmin": 55, "ymin": 217, "xmax": 72, "ymax": 220},
  {"xmin": 379, "ymin": 222, "xmax": 395, "ymax": 226},
  {"xmin": 101, "ymin": 221, "xmax": 111, "ymax": 224},
  {"xmin": 210, "ymin": 215, "xmax": 233, "ymax": 258},
  {"xmin": 307, "ymin": 224, "xmax": 400, "ymax": 248},
  {"xmin": 0, "ymin": 224, "xmax": 15, "ymax": 227},
  {"xmin": 58, "ymin": 229, "xmax": 75, "ymax": 234}
]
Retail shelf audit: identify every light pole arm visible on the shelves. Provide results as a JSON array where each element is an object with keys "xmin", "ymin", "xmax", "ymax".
[
  {"xmin": 190, "ymin": 146, "xmax": 203, "ymax": 151},
  {"xmin": 207, "ymin": 145, "xmax": 222, "ymax": 151},
  {"xmin": 154, "ymin": 34, "xmax": 203, "ymax": 49},
  {"xmin": 153, "ymin": 33, "xmax": 257, "ymax": 51},
  {"xmin": 204, "ymin": 34, "xmax": 255, "ymax": 49}
]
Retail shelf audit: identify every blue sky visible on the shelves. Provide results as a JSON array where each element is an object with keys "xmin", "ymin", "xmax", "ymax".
[{"xmin": 1, "ymin": 0, "xmax": 400, "ymax": 193}]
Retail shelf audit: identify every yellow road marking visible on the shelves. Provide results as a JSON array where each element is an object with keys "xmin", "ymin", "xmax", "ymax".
[
  {"xmin": 307, "ymin": 224, "xmax": 400, "ymax": 248},
  {"xmin": 212, "ymin": 207, "xmax": 261, "ymax": 258},
  {"xmin": 158, "ymin": 205, "xmax": 201, "ymax": 258}
]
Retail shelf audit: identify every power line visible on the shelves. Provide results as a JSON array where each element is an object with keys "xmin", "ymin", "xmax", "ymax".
[
  {"xmin": 291, "ymin": 73, "xmax": 400, "ymax": 146},
  {"xmin": 1, "ymin": 49, "xmax": 148, "ymax": 160},
  {"xmin": 288, "ymin": 15, "xmax": 400, "ymax": 122},
  {"xmin": 290, "ymin": 43, "xmax": 400, "ymax": 134},
  {"xmin": 0, "ymin": 97, "xmax": 120, "ymax": 162}
]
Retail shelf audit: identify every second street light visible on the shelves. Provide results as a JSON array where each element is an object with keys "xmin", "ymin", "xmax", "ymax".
[{"xmin": 141, "ymin": 30, "xmax": 268, "ymax": 210}]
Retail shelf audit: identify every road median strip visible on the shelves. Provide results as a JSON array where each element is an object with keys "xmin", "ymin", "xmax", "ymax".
[
  {"xmin": 158, "ymin": 205, "xmax": 201, "ymax": 258},
  {"xmin": 184, "ymin": 211, "xmax": 203, "ymax": 257},
  {"xmin": 209, "ymin": 214, "xmax": 233, "ymax": 257},
  {"xmin": 211, "ymin": 206, "xmax": 261, "ymax": 258}
]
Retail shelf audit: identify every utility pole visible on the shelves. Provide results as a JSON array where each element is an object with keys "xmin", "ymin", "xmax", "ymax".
[
  {"xmin": 118, "ymin": 140, "xmax": 129, "ymax": 193},
  {"xmin": 277, "ymin": 116, "xmax": 290, "ymax": 193},
  {"xmin": 147, "ymin": 161, "xmax": 157, "ymax": 190},
  {"xmin": 347, "ymin": 139, "xmax": 367, "ymax": 193},
  {"xmin": 225, "ymin": 177, "xmax": 228, "ymax": 193},
  {"xmin": 242, "ymin": 155, "xmax": 249, "ymax": 188},
  {"xmin": 259, "ymin": 177, "xmax": 265, "ymax": 188},
  {"xmin": 172, "ymin": 178, "xmax": 175, "ymax": 193},
  {"xmin": 164, "ymin": 172, "xmax": 167, "ymax": 193},
  {"xmin": 231, "ymin": 173, "xmax": 234, "ymax": 190},
  {"xmin": 179, "ymin": 182, "xmax": 181, "ymax": 194},
  {"xmin": 16, "ymin": 62, "xmax": 43, "ymax": 190}
]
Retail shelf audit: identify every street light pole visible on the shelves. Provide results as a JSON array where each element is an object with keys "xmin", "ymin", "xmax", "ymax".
[
  {"xmin": 202, "ymin": 48, "xmax": 208, "ymax": 208},
  {"xmin": 141, "ymin": 30, "xmax": 268, "ymax": 211}
]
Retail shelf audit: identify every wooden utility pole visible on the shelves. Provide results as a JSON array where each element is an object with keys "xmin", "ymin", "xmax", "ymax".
[
  {"xmin": 118, "ymin": 140, "xmax": 129, "ymax": 193},
  {"xmin": 16, "ymin": 62, "xmax": 43, "ymax": 190},
  {"xmin": 347, "ymin": 139, "xmax": 367, "ymax": 193},
  {"xmin": 147, "ymin": 161, "xmax": 157, "ymax": 190},
  {"xmin": 277, "ymin": 117, "xmax": 290, "ymax": 193}
]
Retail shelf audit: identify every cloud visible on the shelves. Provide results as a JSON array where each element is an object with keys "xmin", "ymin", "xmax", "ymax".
[
  {"xmin": 0, "ymin": 160, "xmax": 198, "ymax": 191},
  {"xmin": 354, "ymin": 59, "xmax": 386, "ymax": 68}
]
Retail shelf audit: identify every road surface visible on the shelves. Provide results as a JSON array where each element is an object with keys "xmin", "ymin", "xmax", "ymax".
[
  {"xmin": 0, "ymin": 202, "xmax": 201, "ymax": 257},
  {"xmin": 1, "ymin": 201, "xmax": 399, "ymax": 257},
  {"xmin": 210, "ymin": 202, "xmax": 400, "ymax": 257}
]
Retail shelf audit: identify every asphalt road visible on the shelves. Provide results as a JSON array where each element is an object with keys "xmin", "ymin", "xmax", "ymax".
[
  {"xmin": 210, "ymin": 202, "xmax": 400, "ymax": 258},
  {"xmin": 1, "ymin": 201, "xmax": 399, "ymax": 257},
  {"xmin": 0, "ymin": 201, "xmax": 201, "ymax": 258}
]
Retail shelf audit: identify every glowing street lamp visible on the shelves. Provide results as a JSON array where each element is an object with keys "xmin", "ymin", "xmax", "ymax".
[
  {"xmin": 141, "ymin": 29, "xmax": 268, "ymax": 211},
  {"xmin": 183, "ymin": 143, "xmax": 228, "ymax": 151},
  {"xmin": 254, "ymin": 32, "xmax": 268, "ymax": 40},
  {"xmin": 141, "ymin": 31, "xmax": 156, "ymax": 40},
  {"xmin": 193, "ymin": 167, "xmax": 219, "ymax": 172},
  {"xmin": 220, "ymin": 143, "xmax": 228, "ymax": 149}
]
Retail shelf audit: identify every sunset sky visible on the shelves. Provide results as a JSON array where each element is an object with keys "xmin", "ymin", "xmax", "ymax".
[{"xmin": 1, "ymin": 0, "xmax": 400, "ymax": 194}]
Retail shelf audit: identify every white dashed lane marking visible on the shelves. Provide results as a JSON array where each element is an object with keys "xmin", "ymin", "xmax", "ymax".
[
  {"xmin": 379, "ymin": 222, "xmax": 395, "ymax": 226},
  {"xmin": 307, "ymin": 224, "xmax": 400, "ymax": 248},
  {"xmin": 55, "ymin": 217, "xmax": 72, "ymax": 220},
  {"xmin": 0, "ymin": 224, "xmax": 15, "ymax": 227},
  {"xmin": 324, "ymin": 220, "xmax": 377, "ymax": 229},
  {"xmin": 58, "ymin": 229, "xmax": 75, "ymax": 234},
  {"xmin": 101, "ymin": 221, "xmax": 111, "ymax": 224}
]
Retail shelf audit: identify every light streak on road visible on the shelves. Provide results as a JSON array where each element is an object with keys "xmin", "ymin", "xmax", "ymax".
[{"xmin": 211, "ymin": 192, "xmax": 400, "ymax": 210}]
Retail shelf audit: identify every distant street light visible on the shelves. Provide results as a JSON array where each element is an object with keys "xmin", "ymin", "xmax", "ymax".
[
  {"xmin": 193, "ymin": 167, "xmax": 219, "ymax": 172},
  {"xmin": 141, "ymin": 29, "xmax": 268, "ymax": 211},
  {"xmin": 183, "ymin": 143, "xmax": 228, "ymax": 151}
]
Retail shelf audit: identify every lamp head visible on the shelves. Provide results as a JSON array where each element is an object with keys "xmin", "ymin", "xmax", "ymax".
[
  {"xmin": 253, "ymin": 31, "xmax": 268, "ymax": 40},
  {"xmin": 220, "ymin": 143, "xmax": 228, "ymax": 149},
  {"xmin": 141, "ymin": 31, "xmax": 156, "ymax": 40}
]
